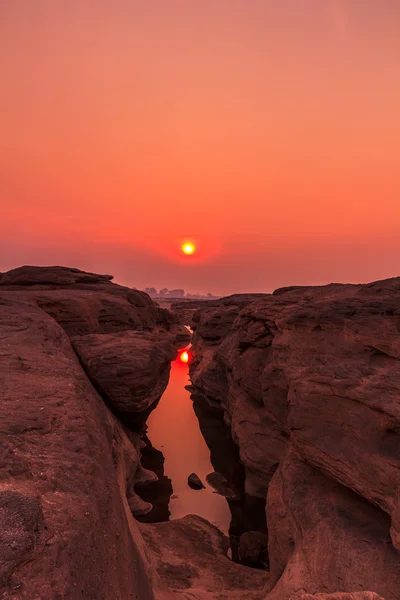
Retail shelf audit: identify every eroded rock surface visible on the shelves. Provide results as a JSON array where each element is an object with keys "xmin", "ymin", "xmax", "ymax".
[
  {"xmin": 0, "ymin": 266, "xmax": 178, "ymax": 598},
  {"xmin": 73, "ymin": 331, "xmax": 175, "ymax": 424},
  {"xmin": 2, "ymin": 265, "xmax": 400, "ymax": 599},
  {"xmin": 1, "ymin": 266, "xmax": 269, "ymax": 600},
  {"xmin": 0, "ymin": 265, "xmax": 114, "ymax": 286},
  {"xmin": 299, "ymin": 595, "xmax": 385, "ymax": 600},
  {"xmin": 190, "ymin": 277, "xmax": 400, "ymax": 598},
  {"xmin": 140, "ymin": 515, "xmax": 267, "ymax": 600},
  {"xmin": 0, "ymin": 297, "xmax": 155, "ymax": 599}
]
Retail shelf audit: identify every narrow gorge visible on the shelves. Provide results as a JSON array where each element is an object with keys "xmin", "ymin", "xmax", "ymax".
[{"xmin": 1, "ymin": 266, "xmax": 399, "ymax": 600}]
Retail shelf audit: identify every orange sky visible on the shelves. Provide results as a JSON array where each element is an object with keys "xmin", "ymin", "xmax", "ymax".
[{"xmin": 1, "ymin": 1, "xmax": 399, "ymax": 295}]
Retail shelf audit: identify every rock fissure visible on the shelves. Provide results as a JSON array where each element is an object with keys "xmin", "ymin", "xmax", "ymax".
[
  {"xmin": 2, "ymin": 267, "xmax": 400, "ymax": 599},
  {"xmin": 0, "ymin": 266, "xmax": 270, "ymax": 600}
]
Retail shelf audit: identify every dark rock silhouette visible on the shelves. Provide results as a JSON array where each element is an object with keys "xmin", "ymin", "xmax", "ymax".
[
  {"xmin": 238, "ymin": 531, "xmax": 269, "ymax": 569},
  {"xmin": 206, "ymin": 472, "xmax": 237, "ymax": 498},
  {"xmin": 135, "ymin": 435, "xmax": 173, "ymax": 523},
  {"xmin": 188, "ymin": 473, "xmax": 205, "ymax": 489},
  {"xmin": 0, "ymin": 265, "xmax": 114, "ymax": 286}
]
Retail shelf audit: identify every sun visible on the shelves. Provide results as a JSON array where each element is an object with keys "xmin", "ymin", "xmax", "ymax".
[
  {"xmin": 180, "ymin": 351, "xmax": 190, "ymax": 363},
  {"xmin": 182, "ymin": 242, "xmax": 196, "ymax": 255}
]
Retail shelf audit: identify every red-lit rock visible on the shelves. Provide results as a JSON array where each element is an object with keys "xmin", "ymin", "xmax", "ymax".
[
  {"xmin": 0, "ymin": 298, "xmax": 156, "ymax": 599},
  {"xmin": 72, "ymin": 330, "xmax": 176, "ymax": 422},
  {"xmin": 190, "ymin": 277, "xmax": 400, "ymax": 598}
]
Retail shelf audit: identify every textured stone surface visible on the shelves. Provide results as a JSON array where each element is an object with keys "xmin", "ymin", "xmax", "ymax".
[
  {"xmin": 140, "ymin": 515, "xmax": 268, "ymax": 600},
  {"xmin": 267, "ymin": 452, "xmax": 399, "ymax": 599},
  {"xmin": 1, "ymin": 267, "xmax": 271, "ymax": 600},
  {"xmin": 0, "ymin": 298, "xmax": 156, "ymax": 599},
  {"xmin": 190, "ymin": 277, "xmax": 400, "ymax": 598},
  {"xmin": 299, "ymin": 594, "xmax": 385, "ymax": 600},
  {"xmin": 0, "ymin": 264, "xmax": 114, "ymax": 286},
  {"xmin": 3, "ymin": 265, "xmax": 400, "ymax": 599},
  {"xmin": 0, "ymin": 265, "xmax": 178, "ymax": 338},
  {"xmin": 73, "ymin": 330, "xmax": 175, "ymax": 422}
]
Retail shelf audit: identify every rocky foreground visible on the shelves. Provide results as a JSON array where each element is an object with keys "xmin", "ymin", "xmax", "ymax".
[
  {"xmin": 0, "ymin": 266, "xmax": 265, "ymax": 600},
  {"xmin": 0, "ymin": 266, "xmax": 399, "ymax": 599},
  {"xmin": 188, "ymin": 278, "xmax": 400, "ymax": 599}
]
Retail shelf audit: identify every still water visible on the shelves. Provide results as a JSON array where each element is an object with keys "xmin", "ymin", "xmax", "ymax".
[{"xmin": 145, "ymin": 356, "xmax": 231, "ymax": 533}]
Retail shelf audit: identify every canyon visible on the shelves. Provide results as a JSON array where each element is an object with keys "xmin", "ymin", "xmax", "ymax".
[{"xmin": 0, "ymin": 266, "xmax": 399, "ymax": 599}]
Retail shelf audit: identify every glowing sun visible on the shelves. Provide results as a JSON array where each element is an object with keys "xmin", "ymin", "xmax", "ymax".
[
  {"xmin": 182, "ymin": 242, "xmax": 196, "ymax": 255},
  {"xmin": 180, "ymin": 351, "xmax": 189, "ymax": 363}
]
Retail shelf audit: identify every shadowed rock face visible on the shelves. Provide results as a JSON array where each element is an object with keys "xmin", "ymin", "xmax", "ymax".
[{"xmin": 189, "ymin": 277, "xmax": 400, "ymax": 598}]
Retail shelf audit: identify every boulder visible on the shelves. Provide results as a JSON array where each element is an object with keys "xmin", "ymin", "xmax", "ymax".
[
  {"xmin": 188, "ymin": 473, "xmax": 205, "ymax": 490},
  {"xmin": 206, "ymin": 472, "xmax": 237, "ymax": 498},
  {"xmin": 72, "ymin": 330, "xmax": 175, "ymax": 423},
  {"xmin": 140, "ymin": 515, "xmax": 268, "ymax": 600},
  {"xmin": 299, "ymin": 594, "xmax": 385, "ymax": 600}
]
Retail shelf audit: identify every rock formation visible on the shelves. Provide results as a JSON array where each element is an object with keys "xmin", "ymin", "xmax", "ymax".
[
  {"xmin": 72, "ymin": 331, "xmax": 175, "ymax": 426},
  {"xmin": 0, "ymin": 265, "xmax": 266, "ymax": 600},
  {"xmin": 189, "ymin": 277, "xmax": 400, "ymax": 599},
  {"xmin": 0, "ymin": 295, "xmax": 155, "ymax": 598},
  {"xmin": 2, "ymin": 265, "xmax": 399, "ymax": 599}
]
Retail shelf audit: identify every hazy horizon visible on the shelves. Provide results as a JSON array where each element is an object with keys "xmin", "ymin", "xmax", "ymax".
[{"xmin": 1, "ymin": 1, "xmax": 399, "ymax": 296}]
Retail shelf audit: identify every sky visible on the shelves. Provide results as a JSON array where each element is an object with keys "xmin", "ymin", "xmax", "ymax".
[{"xmin": 1, "ymin": 1, "xmax": 399, "ymax": 295}]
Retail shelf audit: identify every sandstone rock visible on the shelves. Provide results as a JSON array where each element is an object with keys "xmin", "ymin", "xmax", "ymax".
[
  {"xmin": 188, "ymin": 473, "xmax": 205, "ymax": 490},
  {"xmin": 170, "ymin": 294, "xmax": 268, "ymax": 330},
  {"xmin": 31, "ymin": 289, "xmax": 159, "ymax": 335},
  {"xmin": 0, "ymin": 265, "xmax": 169, "ymax": 337},
  {"xmin": 140, "ymin": 515, "xmax": 268, "ymax": 599},
  {"xmin": 189, "ymin": 277, "xmax": 400, "ymax": 598},
  {"xmin": 0, "ymin": 298, "xmax": 156, "ymax": 599},
  {"xmin": 128, "ymin": 494, "xmax": 153, "ymax": 516},
  {"xmin": 173, "ymin": 325, "xmax": 192, "ymax": 346},
  {"xmin": 299, "ymin": 594, "xmax": 385, "ymax": 600},
  {"xmin": 0, "ymin": 265, "xmax": 113, "ymax": 286},
  {"xmin": 206, "ymin": 472, "xmax": 237, "ymax": 498},
  {"xmin": 238, "ymin": 531, "xmax": 268, "ymax": 568},
  {"xmin": 72, "ymin": 330, "xmax": 175, "ymax": 423},
  {"xmin": 0, "ymin": 491, "xmax": 44, "ymax": 588},
  {"xmin": 267, "ymin": 452, "xmax": 400, "ymax": 599}
]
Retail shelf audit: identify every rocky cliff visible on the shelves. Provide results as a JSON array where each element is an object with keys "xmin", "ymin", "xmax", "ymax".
[
  {"xmin": 189, "ymin": 278, "xmax": 400, "ymax": 599},
  {"xmin": 0, "ymin": 266, "xmax": 266, "ymax": 600}
]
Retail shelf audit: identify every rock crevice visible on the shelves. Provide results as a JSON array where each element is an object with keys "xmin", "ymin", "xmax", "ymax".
[{"xmin": 0, "ymin": 266, "xmax": 268, "ymax": 600}]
